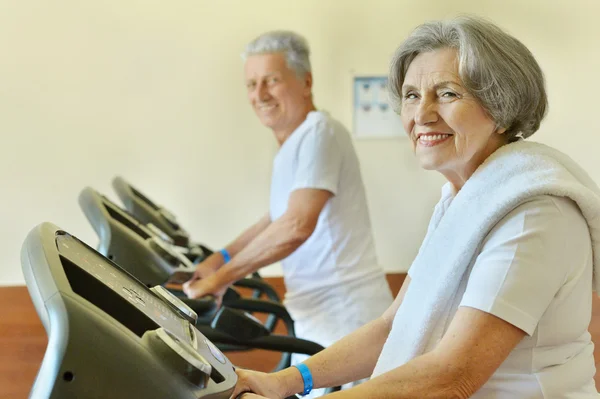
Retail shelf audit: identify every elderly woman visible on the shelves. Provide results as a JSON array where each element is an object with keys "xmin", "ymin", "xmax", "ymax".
[{"xmin": 231, "ymin": 16, "xmax": 600, "ymax": 399}]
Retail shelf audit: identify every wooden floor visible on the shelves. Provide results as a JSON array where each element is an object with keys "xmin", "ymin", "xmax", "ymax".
[
  {"xmin": 2, "ymin": 274, "xmax": 599, "ymax": 397},
  {"xmin": 0, "ymin": 287, "xmax": 48, "ymax": 399}
]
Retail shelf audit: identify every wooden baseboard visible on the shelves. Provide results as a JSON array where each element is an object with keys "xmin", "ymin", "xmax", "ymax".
[{"xmin": 2, "ymin": 273, "xmax": 598, "ymax": 397}]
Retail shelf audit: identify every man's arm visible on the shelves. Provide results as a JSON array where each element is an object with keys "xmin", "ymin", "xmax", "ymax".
[
  {"xmin": 224, "ymin": 213, "xmax": 272, "ymax": 258},
  {"xmin": 184, "ymin": 188, "xmax": 331, "ymax": 298},
  {"xmin": 189, "ymin": 213, "xmax": 272, "ymax": 279},
  {"xmin": 188, "ymin": 214, "xmax": 271, "ymax": 285}
]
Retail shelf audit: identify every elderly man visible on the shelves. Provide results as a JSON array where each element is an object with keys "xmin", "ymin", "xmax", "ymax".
[{"xmin": 183, "ymin": 31, "xmax": 393, "ymax": 388}]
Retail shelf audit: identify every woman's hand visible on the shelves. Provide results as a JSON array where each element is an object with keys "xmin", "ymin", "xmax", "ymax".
[{"xmin": 230, "ymin": 369, "xmax": 290, "ymax": 399}]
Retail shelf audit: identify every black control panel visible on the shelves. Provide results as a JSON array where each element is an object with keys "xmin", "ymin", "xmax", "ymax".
[{"xmin": 57, "ymin": 234, "xmax": 191, "ymax": 343}]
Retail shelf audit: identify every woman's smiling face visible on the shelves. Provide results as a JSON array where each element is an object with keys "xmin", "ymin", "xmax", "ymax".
[{"xmin": 401, "ymin": 47, "xmax": 507, "ymax": 189}]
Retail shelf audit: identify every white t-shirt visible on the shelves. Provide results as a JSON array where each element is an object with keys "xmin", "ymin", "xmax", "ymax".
[
  {"xmin": 408, "ymin": 190, "xmax": 598, "ymax": 397},
  {"xmin": 270, "ymin": 111, "xmax": 392, "ymax": 340}
]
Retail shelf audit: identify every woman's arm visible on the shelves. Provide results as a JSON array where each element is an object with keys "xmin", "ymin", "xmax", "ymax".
[
  {"xmin": 324, "ymin": 306, "xmax": 526, "ymax": 398},
  {"xmin": 231, "ymin": 277, "xmax": 412, "ymax": 398},
  {"xmin": 300, "ymin": 276, "xmax": 412, "ymax": 390}
]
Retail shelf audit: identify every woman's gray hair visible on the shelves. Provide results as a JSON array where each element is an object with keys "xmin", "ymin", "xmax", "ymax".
[
  {"xmin": 242, "ymin": 30, "xmax": 312, "ymax": 78},
  {"xmin": 389, "ymin": 16, "xmax": 548, "ymax": 140}
]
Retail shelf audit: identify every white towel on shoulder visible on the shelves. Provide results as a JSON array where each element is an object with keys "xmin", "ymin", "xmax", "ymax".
[{"xmin": 372, "ymin": 140, "xmax": 600, "ymax": 377}]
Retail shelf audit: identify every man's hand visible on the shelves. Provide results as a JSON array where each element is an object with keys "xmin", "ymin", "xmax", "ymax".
[
  {"xmin": 189, "ymin": 253, "xmax": 226, "ymax": 282},
  {"xmin": 182, "ymin": 273, "xmax": 227, "ymax": 306}
]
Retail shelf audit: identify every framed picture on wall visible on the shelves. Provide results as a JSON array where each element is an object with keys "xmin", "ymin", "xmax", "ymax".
[{"xmin": 352, "ymin": 76, "xmax": 406, "ymax": 139}]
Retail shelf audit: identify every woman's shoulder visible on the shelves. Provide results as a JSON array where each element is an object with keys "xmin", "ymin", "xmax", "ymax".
[
  {"xmin": 508, "ymin": 195, "xmax": 586, "ymax": 224},
  {"xmin": 485, "ymin": 194, "xmax": 591, "ymax": 263}
]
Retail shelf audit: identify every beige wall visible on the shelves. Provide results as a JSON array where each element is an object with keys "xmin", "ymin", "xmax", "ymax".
[{"xmin": 1, "ymin": 0, "xmax": 599, "ymax": 284}]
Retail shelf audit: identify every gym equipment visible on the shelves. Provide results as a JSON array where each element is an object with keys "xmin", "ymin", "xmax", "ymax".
[
  {"xmin": 79, "ymin": 187, "xmax": 197, "ymax": 287},
  {"xmin": 112, "ymin": 176, "xmax": 205, "ymax": 257},
  {"xmin": 78, "ymin": 187, "xmax": 309, "ymax": 371},
  {"xmin": 22, "ymin": 222, "xmax": 237, "ymax": 399},
  {"xmin": 111, "ymin": 176, "xmax": 280, "ymax": 303},
  {"xmin": 78, "ymin": 187, "xmax": 284, "ymax": 324},
  {"xmin": 22, "ymin": 223, "xmax": 336, "ymax": 398}
]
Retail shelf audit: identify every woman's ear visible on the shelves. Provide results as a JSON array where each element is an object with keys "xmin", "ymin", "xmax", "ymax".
[{"xmin": 496, "ymin": 126, "xmax": 507, "ymax": 135}]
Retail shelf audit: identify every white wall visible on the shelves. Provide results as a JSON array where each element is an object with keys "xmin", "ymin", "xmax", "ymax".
[{"xmin": 1, "ymin": 0, "xmax": 599, "ymax": 285}]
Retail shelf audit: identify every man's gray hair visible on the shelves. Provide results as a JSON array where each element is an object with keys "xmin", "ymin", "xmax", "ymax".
[
  {"xmin": 389, "ymin": 16, "xmax": 548, "ymax": 140},
  {"xmin": 242, "ymin": 30, "xmax": 312, "ymax": 78}
]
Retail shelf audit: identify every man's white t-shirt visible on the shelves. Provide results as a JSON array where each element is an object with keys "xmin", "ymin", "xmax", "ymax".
[
  {"xmin": 407, "ymin": 186, "xmax": 598, "ymax": 397},
  {"xmin": 270, "ymin": 110, "xmax": 393, "ymax": 346}
]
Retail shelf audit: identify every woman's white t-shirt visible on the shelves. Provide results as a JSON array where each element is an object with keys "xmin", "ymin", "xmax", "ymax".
[{"xmin": 407, "ymin": 187, "xmax": 597, "ymax": 397}]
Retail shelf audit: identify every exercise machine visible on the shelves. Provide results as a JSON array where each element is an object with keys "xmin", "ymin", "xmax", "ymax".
[
  {"xmin": 22, "ymin": 223, "xmax": 237, "ymax": 398},
  {"xmin": 111, "ymin": 176, "xmax": 280, "ymax": 303},
  {"xmin": 22, "ymin": 223, "xmax": 336, "ymax": 398},
  {"xmin": 78, "ymin": 187, "xmax": 305, "ymax": 371}
]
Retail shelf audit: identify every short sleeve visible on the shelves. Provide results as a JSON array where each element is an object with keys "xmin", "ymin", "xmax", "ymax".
[
  {"xmin": 459, "ymin": 195, "xmax": 591, "ymax": 335},
  {"xmin": 290, "ymin": 122, "xmax": 343, "ymax": 195}
]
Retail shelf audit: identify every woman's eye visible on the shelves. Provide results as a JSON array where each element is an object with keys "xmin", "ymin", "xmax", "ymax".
[
  {"xmin": 404, "ymin": 93, "xmax": 417, "ymax": 100},
  {"xmin": 441, "ymin": 91, "xmax": 457, "ymax": 98}
]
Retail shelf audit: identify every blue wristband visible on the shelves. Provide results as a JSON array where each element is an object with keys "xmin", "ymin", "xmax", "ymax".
[
  {"xmin": 294, "ymin": 363, "xmax": 313, "ymax": 396},
  {"xmin": 218, "ymin": 248, "xmax": 231, "ymax": 263}
]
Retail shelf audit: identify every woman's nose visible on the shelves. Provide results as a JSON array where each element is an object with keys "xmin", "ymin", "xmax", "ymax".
[{"xmin": 415, "ymin": 98, "xmax": 438, "ymax": 126}]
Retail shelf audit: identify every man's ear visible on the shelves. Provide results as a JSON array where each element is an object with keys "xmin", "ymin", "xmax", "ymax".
[{"xmin": 304, "ymin": 72, "xmax": 313, "ymax": 96}]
